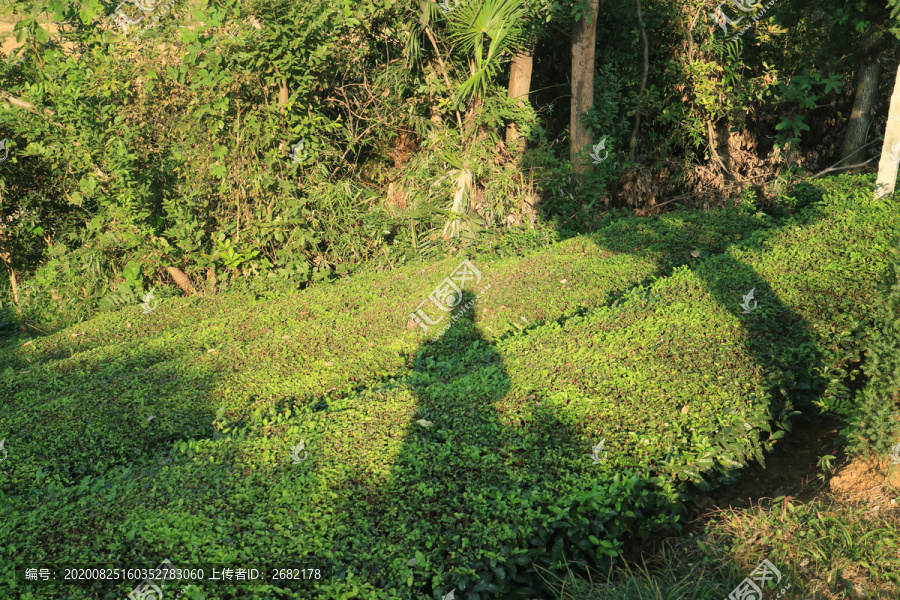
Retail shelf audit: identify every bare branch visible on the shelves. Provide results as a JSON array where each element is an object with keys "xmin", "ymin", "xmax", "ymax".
[{"xmin": 0, "ymin": 89, "xmax": 72, "ymax": 131}]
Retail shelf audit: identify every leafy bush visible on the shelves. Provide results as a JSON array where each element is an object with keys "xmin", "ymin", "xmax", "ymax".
[{"xmin": 841, "ymin": 263, "xmax": 900, "ymax": 458}]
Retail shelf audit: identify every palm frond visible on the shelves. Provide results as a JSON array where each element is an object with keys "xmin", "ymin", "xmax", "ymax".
[
  {"xmin": 447, "ymin": 0, "xmax": 527, "ymax": 53},
  {"xmin": 404, "ymin": 0, "xmax": 443, "ymax": 68},
  {"xmin": 446, "ymin": 0, "xmax": 527, "ymax": 102}
]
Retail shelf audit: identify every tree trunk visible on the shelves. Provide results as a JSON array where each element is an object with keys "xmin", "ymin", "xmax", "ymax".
[
  {"xmin": 570, "ymin": 0, "xmax": 600, "ymax": 178},
  {"xmin": 277, "ymin": 79, "xmax": 289, "ymax": 155},
  {"xmin": 443, "ymin": 169, "xmax": 473, "ymax": 240},
  {"xmin": 166, "ymin": 266, "xmax": 195, "ymax": 295},
  {"xmin": 505, "ymin": 50, "xmax": 534, "ymax": 155},
  {"xmin": 7, "ymin": 266, "xmax": 19, "ymax": 313},
  {"xmin": 875, "ymin": 55, "xmax": 900, "ymax": 199},
  {"xmin": 842, "ymin": 57, "xmax": 881, "ymax": 166},
  {"xmin": 628, "ymin": 0, "xmax": 649, "ymax": 159},
  {"xmin": 465, "ymin": 60, "xmax": 478, "ymax": 126}
]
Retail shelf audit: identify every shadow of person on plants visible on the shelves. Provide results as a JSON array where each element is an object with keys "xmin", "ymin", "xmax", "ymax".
[
  {"xmin": 298, "ymin": 179, "xmax": 878, "ymax": 599},
  {"xmin": 326, "ymin": 287, "xmax": 680, "ymax": 600}
]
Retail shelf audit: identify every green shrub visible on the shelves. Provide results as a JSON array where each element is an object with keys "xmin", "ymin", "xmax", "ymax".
[{"xmin": 841, "ymin": 263, "xmax": 900, "ymax": 458}]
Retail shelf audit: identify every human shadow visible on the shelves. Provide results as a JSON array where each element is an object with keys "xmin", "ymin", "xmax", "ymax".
[
  {"xmin": 324, "ymin": 200, "xmax": 836, "ymax": 600},
  {"xmin": 324, "ymin": 286, "xmax": 686, "ymax": 600}
]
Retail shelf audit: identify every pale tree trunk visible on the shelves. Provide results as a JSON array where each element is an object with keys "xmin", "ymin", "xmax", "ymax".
[
  {"xmin": 166, "ymin": 266, "xmax": 195, "ymax": 295},
  {"xmin": 570, "ymin": 0, "xmax": 600, "ymax": 178},
  {"xmin": 278, "ymin": 78, "xmax": 290, "ymax": 154},
  {"xmin": 875, "ymin": 55, "xmax": 900, "ymax": 199},
  {"xmin": 443, "ymin": 169, "xmax": 473, "ymax": 240},
  {"xmin": 276, "ymin": 68, "xmax": 289, "ymax": 159},
  {"xmin": 842, "ymin": 57, "xmax": 881, "ymax": 166},
  {"xmin": 7, "ymin": 266, "xmax": 20, "ymax": 314},
  {"xmin": 505, "ymin": 50, "xmax": 534, "ymax": 155},
  {"xmin": 0, "ymin": 188, "xmax": 21, "ymax": 315}
]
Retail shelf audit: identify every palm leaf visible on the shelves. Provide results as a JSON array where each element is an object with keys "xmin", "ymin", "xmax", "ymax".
[
  {"xmin": 447, "ymin": 0, "xmax": 527, "ymax": 53},
  {"xmin": 404, "ymin": 1, "xmax": 441, "ymax": 68},
  {"xmin": 447, "ymin": 0, "xmax": 527, "ymax": 102}
]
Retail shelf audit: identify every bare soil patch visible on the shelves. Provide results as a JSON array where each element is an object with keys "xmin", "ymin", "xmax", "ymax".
[
  {"xmin": 829, "ymin": 453, "xmax": 900, "ymax": 508},
  {"xmin": 0, "ymin": 22, "xmax": 63, "ymax": 55}
]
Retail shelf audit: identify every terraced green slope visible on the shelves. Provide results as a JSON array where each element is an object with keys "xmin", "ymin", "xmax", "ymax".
[{"xmin": 1, "ymin": 175, "xmax": 897, "ymax": 600}]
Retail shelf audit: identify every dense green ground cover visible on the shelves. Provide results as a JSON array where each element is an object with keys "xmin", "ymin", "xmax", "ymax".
[{"xmin": 1, "ymin": 175, "xmax": 898, "ymax": 599}]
